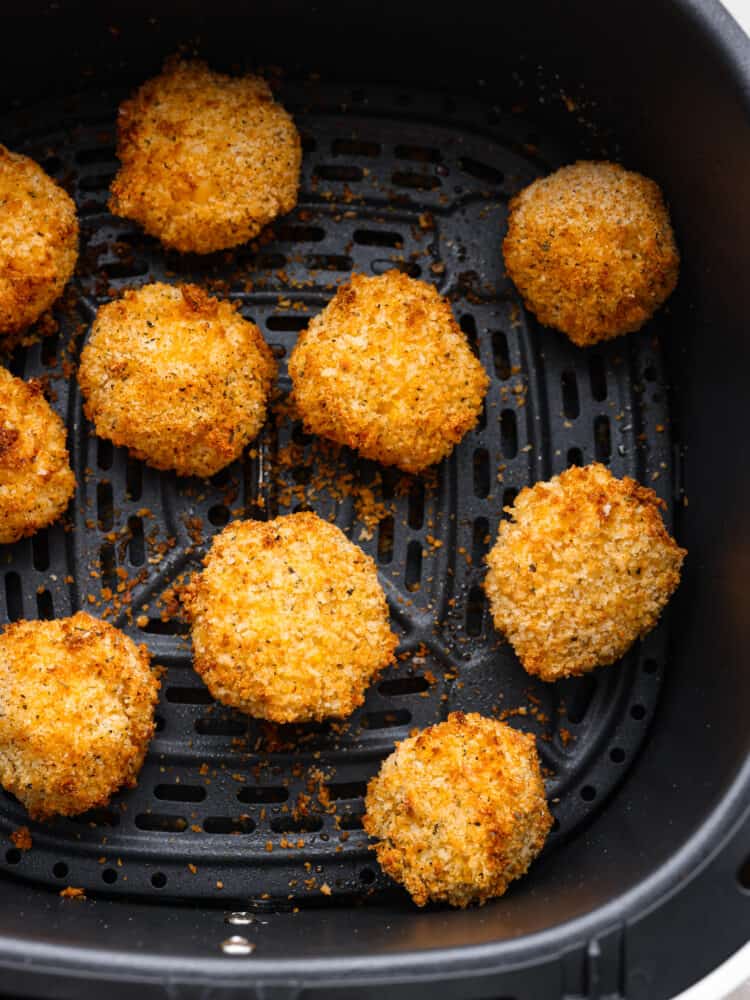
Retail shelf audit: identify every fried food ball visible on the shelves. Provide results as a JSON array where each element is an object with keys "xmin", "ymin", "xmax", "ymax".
[
  {"xmin": 78, "ymin": 282, "xmax": 276, "ymax": 478},
  {"xmin": 288, "ymin": 271, "xmax": 489, "ymax": 473},
  {"xmin": 363, "ymin": 712, "xmax": 552, "ymax": 908},
  {"xmin": 0, "ymin": 145, "xmax": 78, "ymax": 346},
  {"xmin": 0, "ymin": 367, "xmax": 75, "ymax": 544},
  {"xmin": 503, "ymin": 161, "xmax": 679, "ymax": 346},
  {"xmin": 484, "ymin": 463, "xmax": 686, "ymax": 681},
  {"xmin": 109, "ymin": 57, "xmax": 301, "ymax": 253},
  {"xmin": 183, "ymin": 512, "xmax": 397, "ymax": 723},
  {"xmin": 0, "ymin": 612, "xmax": 159, "ymax": 820}
]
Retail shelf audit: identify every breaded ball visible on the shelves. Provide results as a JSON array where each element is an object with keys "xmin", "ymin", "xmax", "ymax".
[
  {"xmin": 484, "ymin": 463, "xmax": 686, "ymax": 681},
  {"xmin": 78, "ymin": 282, "xmax": 276, "ymax": 477},
  {"xmin": 183, "ymin": 512, "xmax": 397, "ymax": 723},
  {"xmin": 0, "ymin": 145, "xmax": 78, "ymax": 345},
  {"xmin": 503, "ymin": 161, "xmax": 679, "ymax": 346},
  {"xmin": 0, "ymin": 612, "xmax": 159, "ymax": 820},
  {"xmin": 109, "ymin": 57, "xmax": 301, "ymax": 253},
  {"xmin": 363, "ymin": 712, "xmax": 552, "ymax": 908},
  {"xmin": 288, "ymin": 272, "xmax": 489, "ymax": 473},
  {"xmin": 0, "ymin": 367, "xmax": 75, "ymax": 544}
]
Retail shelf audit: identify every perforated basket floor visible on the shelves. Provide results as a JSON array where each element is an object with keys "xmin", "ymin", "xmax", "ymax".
[{"xmin": 0, "ymin": 80, "xmax": 678, "ymax": 906}]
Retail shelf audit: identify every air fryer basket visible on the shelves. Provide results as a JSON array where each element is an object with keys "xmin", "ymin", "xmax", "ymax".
[{"xmin": 0, "ymin": 3, "xmax": 749, "ymax": 998}]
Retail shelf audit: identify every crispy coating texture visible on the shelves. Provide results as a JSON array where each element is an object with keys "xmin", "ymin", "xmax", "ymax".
[
  {"xmin": 109, "ymin": 58, "xmax": 301, "ymax": 253},
  {"xmin": 363, "ymin": 712, "xmax": 552, "ymax": 907},
  {"xmin": 183, "ymin": 512, "xmax": 397, "ymax": 723},
  {"xmin": 0, "ymin": 612, "xmax": 159, "ymax": 820},
  {"xmin": 0, "ymin": 368, "xmax": 75, "ymax": 544},
  {"xmin": 484, "ymin": 463, "xmax": 686, "ymax": 681},
  {"xmin": 503, "ymin": 161, "xmax": 679, "ymax": 346},
  {"xmin": 0, "ymin": 145, "xmax": 78, "ymax": 345},
  {"xmin": 78, "ymin": 282, "xmax": 276, "ymax": 477},
  {"xmin": 288, "ymin": 271, "xmax": 489, "ymax": 473}
]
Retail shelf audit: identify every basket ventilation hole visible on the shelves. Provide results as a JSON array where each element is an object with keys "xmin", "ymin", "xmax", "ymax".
[
  {"xmin": 465, "ymin": 586, "xmax": 486, "ymax": 636},
  {"xmin": 377, "ymin": 515, "xmax": 395, "ymax": 564},
  {"xmin": 405, "ymin": 540, "xmax": 422, "ymax": 590},
  {"xmin": 128, "ymin": 515, "xmax": 145, "ymax": 566},
  {"xmin": 314, "ymin": 164, "xmax": 363, "ymax": 183},
  {"xmin": 500, "ymin": 409, "xmax": 518, "ymax": 458},
  {"xmin": 5, "ymin": 849, "xmax": 21, "ymax": 865},
  {"xmin": 353, "ymin": 229, "xmax": 403, "ymax": 248},
  {"xmin": 274, "ymin": 224, "xmax": 325, "ymax": 243},
  {"xmin": 126, "ymin": 457, "xmax": 143, "ymax": 501},
  {"xmin": 561, "ymin": 370, "xmax": 580, "ymax": 419},
  {"xmin": 394, "ymin": 144, "xmax": 441, "ymax": 163},
  {"xmin": 102, "ymin": 868, "xmax": 118, "ymax": 884},
  {"xmin": 492, "ymin": 330, "xmax": 511, "ymax": 380},
  {"xmin": 36, "ymin": 589, "xmax": 54, "ymax": 620},
  {"xmin": 166, "ymin": 686, "xmax": 214, "ymax": 705},
  {"xmin": 97, "ymin": 438, "xmax": 113, "ymax": 470},
  {"xmin": 270, "ymin": 815, "xmax": 323, "ymax": 834},
  {"xmin": 331, "ymin": 138, "xmax": 380, "ymax": 158},
  {"xmin": 136, "ymin": 814, "xmax": 187, "ymax": 833},
  {"xmin": 643, "ymin": 365, "xmax": 658, "ymax": 382},
  {"xmin": 407, "ymin": 481, "xmax": 425, "ymax": 529},
  {"xmin": 566, "ymin": 674, "xmax": 597, "ymax": 724},
  {"xmin": 610, "ymin": 747, "xmax": 626, "ymax": 763},
  {"xmin": 580, "ymin": 785, "xmax": 597, "ymax": 801},
  {"xmin": 391, "ymin": 170, "xmax": 440, "ymax": 191},
  {"xmin": 266, "ymin": 315, "xmax": 308, "ymax": 332},
  {"xmin": 237, "ymin": 787, "xmax": 288, "ymax": 805},
  {"xmin": 589, "ymin": 355, "xmax": 607, "ymax": 401},
  {"xmin": 203, "ymin": 816, "xmax": 256, "ymax": 835},
  {"xmin": 4, "ymin": 572, "xmax": 23, "ymax": 621},
  {"xmin": 208, "ymin": 505, "xmax": 230, "ymax": 527},
  {"xmin": 643, "ymin": 659, "xmax": 659, "ymax": 674},
  {"xmin": 41, "ymin": 332, "xmax": 59, "ymax": 367},
  {"xmin": 143, "ymin": 617, "xmax": 189, "ymax": 636},
  {"xmin": 459, "ymin": 314, "xmax": 480, "ymax": 358},
  {"xmin": 100, "ymin": 542, "xmax": 116, "ymax": 590},
  {"xmin": 473, "ymin": 449, "xmax": 490, "ymax": 498},
  {"xmin": 151, "ymin": 872, "xmax": 167, "ymax": 889},
  {"xmin": 737, "ymin": 855, "xmax": 750, "ymax": 891},
  {"xmin": 378, "ymin": 675, "xmax": 429, "ymax": 697},
  {"xmin": 306, "ymin": 254, "xmax": 352, "ymax": 272},
  {"xmin": 502, "ymin": 487, "xmax": 519, "ymax": 517},
  {"xmin": 53, "ymin": 862, "xmax": 69, "ymax": 879},
  {"xmin": 371, "ymin": 259, "xmax": 421, "ymax": 278},
  {"xmin": 339, "ymin": 814, "xmax": 364, "ymax": 831},
  {"xmin": 195, "ymin": 717, "xmax": 246, "ymax": 736},
  {"xmin": 472, "ymin": 517, "xmax": 490, "ymax": 564},
  {"xmin": 154, "ymin": 784, "xmax": 206, "ymax": 803},
  {"xmin": 594, "ymin": 416, "xmax": 611, "ymax": 463},
  {"xmin": 630, "ymin": 704, "xmax": 646, "ymax": 720},
  {"xmin": 97, "ymin": 481, "xmax": 113, "ymax": 531},
  {"xmin": 359, "ymin": 867, "xmax": 376, "ymax": 884},
  {"xmin": 567, "ymin": 447, "xmax": 583, "ymax": 467},
  {"xmin": 32, "ymin": 530, "xmax": 50, "ymax": 571},
  {"xmin": 459, "ymin": 157, "xmax": 503, "ymax": 185}
]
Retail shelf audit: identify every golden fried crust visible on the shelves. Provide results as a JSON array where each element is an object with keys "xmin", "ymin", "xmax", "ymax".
[
  {"xmin": 363, "ymin": 712, "xmax": 552, "ymax": 907},
  {"xmin": 503, "ymin": 161, "xmax": 679, "ymax": 346},
  {"xmin": 183, "ymin": 512, "xmax": 397, "ymax": 723},
  {"xmin": 0, "ymin": 368, "xmax": 75, "ymax": 544},
  {"xmin": 78, "ymin": 282, "xmax": 277, "ymax": 477},
  {"xmin": 109, "ymin": 58, "xmax": 301, "ymax": 254},
  {"xmin": 288, "ymin": 271, "xmax": 489, "ymax": 473},
  {"xmin": 0, "ymin": 145, "xmax": 78, "ymax": 343},
  {"xmin": 0, "ymin": 612, "xmax": 159, "ymax": 820},
  {"xmin": 484, "ymin": 463, "xmax": 686, "ymax": 681}
]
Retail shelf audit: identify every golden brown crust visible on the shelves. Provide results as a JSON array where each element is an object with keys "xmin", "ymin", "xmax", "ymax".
[
  {"xmin": 0, "ymin": 145, "xmax": 78, "ymax": 342},
  {"xmin": 109, "ymin": 57, "xmax": 301, "ymax": 253},
  {"xmin": 183, "ymin": 512, "xmax": 397, "ymax": 723},
  {"xmin": 0, "ymin": 612, "xmax": 159, "ymax": 820},
  {"xmin": 0, "ymin": 368, "xmax": 75, "ymax": 544},
  {"xmin": 363, "ymin": 712, "xmax": 552, "ymax": 907},
  {"xmin": 77, "ymin": 282, "xmax": 277, "ymax": 477},
  {"xmin": 288, "ymin": 271, "xmax": 489, "ymax": 473},
  {"xmin": 484, "ymin": 463, "xmax": 686, "ymax": 681},
  {"xmin": 503, "ymin": 161, "xmax": 679, "ymax": 346}
]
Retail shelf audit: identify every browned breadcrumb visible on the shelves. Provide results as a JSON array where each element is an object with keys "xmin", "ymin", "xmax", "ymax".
[
  {"xmin": 10, "ymin": 826, "xmax": 32, "ymax": 851},
  {"xmin": 0, "ymin": 145, "xmax": 78, "ymax": 342},
  {"xmin": 59, "ymin": 886, "xmax": 86, "ymax": 900},
  {"xmin": 484, "ymin": 463, "xmax": 686, "ymax": 681},
  {"xmin": 363, "ymin": 712, "xmax": 551, "ymax": 908},
  {"xmin": 109, "ymin": 57, "xmax": 301, "ymax": 253},
  {"xmin": 78, "ymin": 283, "xmax": 276, "ymax": 477},
  {"xmin": 183, "ymin": 512, "xmax": 397, "ymax": 723},
  {"xmin": 503, "ymin": 161, "xmax": 679, "ymax": 346},
  {"xmin": 0, "ymin": 368, "xmax": 75, "ymax": 544},
  {"xmin": 0, "ymin": 612, "xmax": 159, "ymax": 820},
  {"xmin": 288, "ymin": 271, "xmax": 489, "ymax": 473}
]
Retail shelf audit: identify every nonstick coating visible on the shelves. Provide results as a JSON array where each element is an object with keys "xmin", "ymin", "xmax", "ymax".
[{"xmin": 0, "ymin": 80, "xmax": 676, "ymax": 904}]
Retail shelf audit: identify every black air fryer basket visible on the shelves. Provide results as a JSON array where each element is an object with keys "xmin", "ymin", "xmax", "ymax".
[{"xmin": 0, "ymin": 3, "xmax": 749, "ymax": 998}]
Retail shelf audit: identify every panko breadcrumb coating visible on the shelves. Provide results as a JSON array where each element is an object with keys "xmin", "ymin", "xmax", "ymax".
[
  {"xmin": 183, "ymin": 512, "xmax": 397, "ymax": 723},
  {"xmin": 78, "ymin": 283, "xmax": 276, "ymax": 477},
  {"xmin": 0, "ymin": 145, "xmax": 78, "ymax": 346},
  {"xmin": 0, "ymin": 367, "xmax": 75, "ymax": 544},
  {"xmin": 484, "ymin": 463, "xmax": 686, "ymax": 681},
  {"xmin": 363, "ymin": 712, "xmax": 552, "ymax": 908},
  {"xmin": 0, "ymin": 612, "xmax": 159, "ymax": 820},
  {"xmin": 109, "ymin": 57, "xmax": 301, "ymax": 253},
  {"xmin": 503, "ymin": 161, "xmax": 679, "ymax": 346},
  {"xmin": 289, "ymin": 271, "xmax": 489, "ymax": 473}
]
